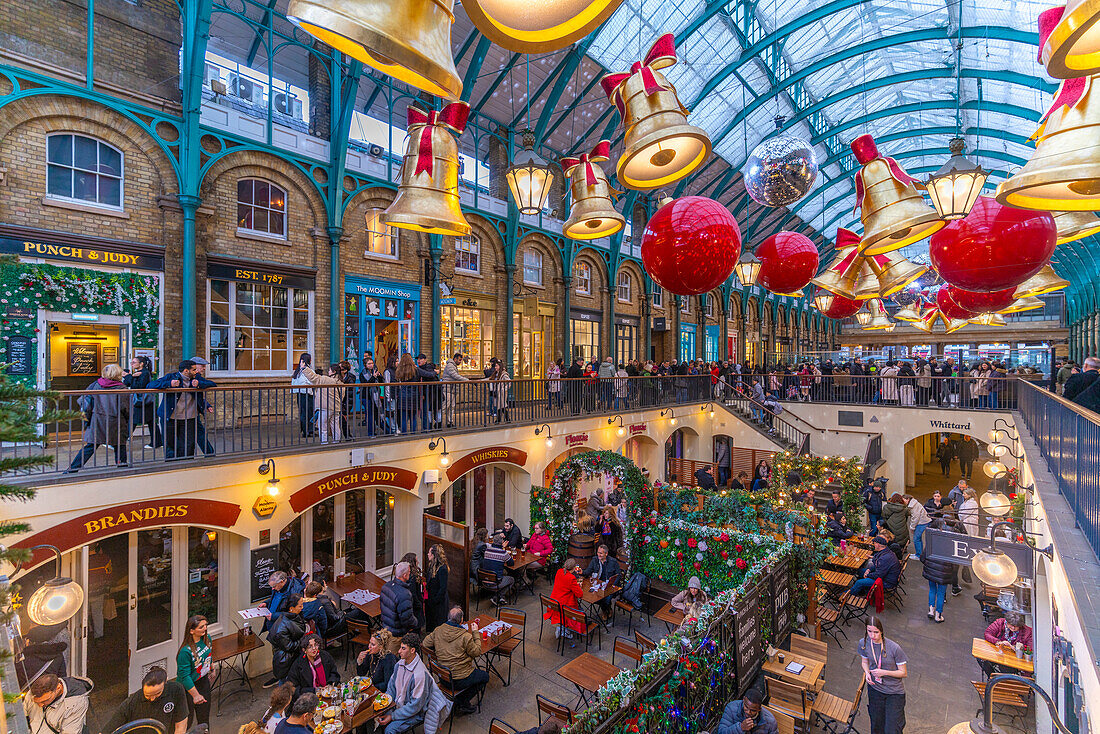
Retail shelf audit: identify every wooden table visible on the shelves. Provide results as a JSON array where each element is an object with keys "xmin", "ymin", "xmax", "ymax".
[
  {"xmin": 505, "ymin": 550, "xmax": 543, "ymax": 595},
  {"xmin": 323, "ymin": 686, "xmax": 394, "ymax": 730},
  {"xmin": 466, "ymin": 612, "xmax": 523, "ymax": 684},
  {"xmin": 331, "ymin": 571, "xmax": 386, "ymax": 618},
  {"xmin": 579, "ymin": 582, "xmax": 621, "ymax": 630},
  {"xmin": 210, "ymin": 631, "xmax": 265, "ymax": 711},
  {"xmin": 555, "ymin": 652, "xmax": 621, "ymax": 707},
  {"xmin": 972, "ymin": 638, "xmax": 1034, "ymax": 675},
  {"xmin": 817, "ymin": 569, "xmax": 856, "ymax": 588},
  {"xmin": 824, "ymin": 548, "xmax": 871, "ymax": 570},
  {"xmin": 654, "ymin": 601, "xmax": 685, "ymax": 632},
  {"xmin": 763, "ymin": 651, "xmax": 825, "ymax": 690}
]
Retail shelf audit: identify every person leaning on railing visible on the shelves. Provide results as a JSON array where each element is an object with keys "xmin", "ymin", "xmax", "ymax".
[{"xmin": 297, "ymin": 363, "xmax": 345, "ymax": 443}]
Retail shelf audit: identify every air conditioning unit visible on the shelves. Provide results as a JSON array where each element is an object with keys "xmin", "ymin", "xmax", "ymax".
[
  {"xmin": 203, "ymin": 63, "xmax": 221, "ymax": 87},
  {"xmin": 272, "ymin": 91, "xmax": 303, "ymax": 121},
  {"xmin": 367, "ymin": 143, "xmax": 384, "ymax": 157},
  {"xmin": 228, "ymin": 74, "xmax": 263, "ymax": 105}
]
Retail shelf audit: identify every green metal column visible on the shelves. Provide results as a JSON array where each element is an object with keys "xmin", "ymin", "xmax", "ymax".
[
  {"xmin": 327, "ymin": 227, "xmax": 342, "ymax": 362},
  {"xmin": 607, "ymin": 276, "xmax": 616, "ymax": 364},
  {"xmin": 642, "ymin": 278, "xmax": 652, "ymax": 362},
  {"xmin": 179, "ymin": 194, "xmax": 200, "ymax": 359},
  {"xmin": 430, "ymin": 234, "xmax": 442, "ymax": 364},
  {"xmin": 86, "ymin": 0, "xmax": 95, "ymax": 89},
  {"xmin": 504, "ymin": 262, "xmax": 516, "ymax": 375},
  {"xmin": 561, "ymin": 249, "xmax": 573, "ymax": 361}
]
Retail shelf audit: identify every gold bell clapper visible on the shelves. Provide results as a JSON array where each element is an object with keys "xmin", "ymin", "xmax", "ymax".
[
  {"xmin": 462, "ymin": 0, "xmax": 626, "ymax": 52},
  {"xmin": 601, "ymin": 33, "xmax": 711, "ymax": 190},
  {"xmin": 997, "ymin": 76, "xmax": 1100, "ymax": 210},
  {"xmin": 561, "ymin": 140, "xmax": 625, "ymax": 240},
  {"xmin": 1014, "ymin": 264, "xmax": 1071, "ymax": 298},
  {"xmin": 382, "ymin": 102, "xmax": 471, "ymax": 236},
  {"xmin": 1040, "ymin": 1, "xmax": 1100, "ymax": 79},
  {"xmin": 866, "ymin": 253, "xmax": 928, "ymax": 298},
  {"xmin": 287, "ymin": 0, "xmax": 461, "ymax": 99},
  {"xmin": 1053, "ymin": 209, "xmax": 1100, "ymax": 242},
  {"xmin": 851, "ymin": 134, "xmax": 945, "ymax": 255}
]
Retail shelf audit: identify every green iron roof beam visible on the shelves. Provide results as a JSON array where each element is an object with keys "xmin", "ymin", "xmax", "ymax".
[
  {"xmin": 473, "ymin": 52, "xmax": 522, "ymax": 115},
  {"xmin": 460, "ymin": 36, "xmax": 493, "ymax": 104},
  {"xmin": 454, "ymin": 27, "xmax": 483, "ymax": 66},
  {"xmin": 244, "ymin": 0, "xmax": 279, "ymax": 66},
  {"xmin": 510, "ymin": 52, "xmax": 577, "ymax": 130},
  {"xmin": 533, "ymin": 41, "xmax": 596, "ymax": 142},
  {"xmin": 541, "ymin": 72, "xmax": 604, "ymax": 141}
]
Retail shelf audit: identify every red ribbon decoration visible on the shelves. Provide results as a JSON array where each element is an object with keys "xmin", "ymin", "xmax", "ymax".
[
  {"xmin": 1042, "ymin": 76, "xmax": 1088, "ymax": 126},
  {"xmin": 561, "ymin": 140, "xmax": 611, "ymax": 187},
  {"xmin": 600, "ymin": 33, "xmax": 679, "ymax": 119},
  {"xmin": 1037, "ymin": 6, "xmax": 1066, "ymax": 60},
  {"xmin": 406, "ymin": 102, "xmax": 470, "ymax": 177},
  {"xmin": 854, "ymin": 157, "xmax": 920, "ymax": 209}
]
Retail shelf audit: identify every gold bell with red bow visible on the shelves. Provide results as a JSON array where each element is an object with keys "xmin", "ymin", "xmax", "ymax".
[
  {"xmin": 865, "ymin": 253, "xmax": 927, "ymax": 298},
  {"xmin": 851, "ymin": 134, "xmax": 945, "ymax": 255},
  {"xmin": 810, "ymin": 229, "xmax": 866, "ymax": 299},
  {"xmin": 601, "ymin": 34, "xmax": 711, "ymax": 190},
  {"xmin": 287, "ymin": 0, "xmax": 461, "ymax": 99},
  {"xmin": 382, "ymin": 102, "xmax": 471, "ymax": 236},
  {"xmin": 561, "ymin": 140, "xmax": 625, "ymax": 240},
  {"xmin": 997, "ymin": 76, "xmax": 1100, "ymax": 211},
  {"xmin": 1040, "ymin": 2, "xmax": 1100, "ymax": 78}
]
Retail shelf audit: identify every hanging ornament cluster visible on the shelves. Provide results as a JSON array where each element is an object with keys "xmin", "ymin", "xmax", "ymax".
[
  {"xmin": 815, "ymin": 292, "xmax": 862, "ymax": 319},
  {"xmin": 811, "ymin": 228, "xmax": 927, "ymax": 303},
  {"xmin": 601, "ymin": 34, "xmax": 711, "ymax": 190},
  {"xmin": 742, "ymin": 117, "xmax": 819, "ymax": 207},
  {"xmin": 382, "ymin": 102, "xmax": 471, "ymax": 235},
  {"xmin": 640, "ymin": 196, "xmax": 741, "ymax": 296},
  {"xmin": 755, "ymin": 231, "xmax": 819, "ymax": 295},
  {"xmin": 561, "ymin": 140, "xmax": 625, "ymax": 240},
  {"xmin": 1040, "ymin": 1, "xmax": 1100, "ymax": 79},
  {"xmin": 462, "ymin": 0, "xmax": 626, "ymax": 52}
]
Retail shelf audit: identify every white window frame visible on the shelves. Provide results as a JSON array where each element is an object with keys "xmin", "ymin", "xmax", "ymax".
[
  {"xmin": 706, "ymin": 294, "xmax": 716, "ymax": 318},
  {"xmin": 617, "ymin": 271, "xmax": 632, "ymax": 303},
  {"xmin": 364, "ymin": 208, "xmax": 399, "ymax": 259},
  {"xmin": 651, "ymin": 285, "xmax": 663, "ymax": 308},
  {"xmin": 455, "ymin": 234, "xmax": 481, "ymax": 274},
  {"xmin": 236, "ymin": 178, "xmax": 288, "ymax": 239},
  {"xmin": 45, "ymin": 133, "xmax": 125, "ymax": 211},
  {"xmin": 522, "ymin": 249, "xmax": 543, "ymax": 286},
  {"xmin": 574, "ymin": 262, "xmax": 592, "ymax": 295},
  {"xmin": 681, "ymin": 297, "xmax": 690, "ymax": 315},
  {"xmin": 206, "ymin": 279, "xmax": 314, "ymax": 377}
]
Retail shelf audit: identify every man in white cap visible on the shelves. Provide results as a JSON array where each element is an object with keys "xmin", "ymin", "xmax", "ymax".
[{"xmin": 188, "ymin": 356, "xmax": 216, "ymax": 456}]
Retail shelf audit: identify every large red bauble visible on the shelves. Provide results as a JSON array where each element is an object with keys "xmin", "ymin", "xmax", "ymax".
[
  {"xmin": 946, "ymin": 285, "xmax": 1016, "ymax": 315},
  {"xmin": 641, "ymin": 196, "xmax": 741, "ymax": 295},
  {"xmin": 929, "ymin": 196, "xmax": 1056, "ymax": 292},
  {"xmin": 936, "ymin": 287, "xmax": 977, "ymax": 320},
  {"xmin": 756, "ymin": 231, "xmax": 820, "ymax": 294},
  {"xmin": 823, "ymin": 294, "xmax": 862, "ymax": 319}
]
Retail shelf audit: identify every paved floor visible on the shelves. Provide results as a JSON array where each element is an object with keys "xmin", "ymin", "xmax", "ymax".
[
  {"xmin": 205, "ymin": 560, "xmax": 1029, "ymax": 734},
  {"xmin": 909, "ymin": 459, "xmax": 993, "ymax": 503}
]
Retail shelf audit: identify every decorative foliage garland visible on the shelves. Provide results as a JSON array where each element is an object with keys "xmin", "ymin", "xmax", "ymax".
[{"xmin": 771, "ymin": 451, "xmax": 865, "ymax": 531}]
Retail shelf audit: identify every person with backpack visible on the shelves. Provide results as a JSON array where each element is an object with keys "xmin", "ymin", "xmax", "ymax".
[{"xmin": 23, "ymin": 673, "xmax": 92, "ymax": 734}]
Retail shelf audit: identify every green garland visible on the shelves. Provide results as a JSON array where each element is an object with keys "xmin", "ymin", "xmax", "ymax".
[{"xmin": 771, "ymin": 451, "xmax": 865, "ymax": 531}]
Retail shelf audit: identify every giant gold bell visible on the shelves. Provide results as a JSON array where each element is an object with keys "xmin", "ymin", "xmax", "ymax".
[
  {"xmin": 287, "ymin": 0, "xmax": 461, "ymax": 99},
  {"xmin": 1041, "ymin": 0, "xmax": 1100, "ymax": 78},
  {"xmin": 382, "ymin": 114, "xmax": 470, "ymax": 236},
  {"xmin": 617, "ymin": 73, "xmax": 710, "ymax": 189},
  {"xmin": 862, "ymin": 298, "xmax": 894, "ymax": 330},
  {"xmin": 562, "ymin": 141, "xmax": 624, "ymax": 240},
  {"xmin": 810, "ymin": 252, "xmax": 864, "ymax": 300},
  {"xmin": 867, "ymin": 254, "xmax": 928, "ymax": 298},
  {"xmin": 997, "ymin": 76, "xmax": 1100, "ymax": 211},
  {"xmin": 1014, "ymin": 264, "xmax": 1070, "ymax": 298},
  {"xmin": 1053, "ymin": 209, "xmax": 1100, "ymax": 242}
]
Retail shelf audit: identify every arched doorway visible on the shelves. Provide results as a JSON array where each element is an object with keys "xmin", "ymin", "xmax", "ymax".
[
  {"xmin": 903, "ymin": 431, "xmax": 993, "ymax": 500},
  {"xmin": 433, "ymin": 464, "xmax": 530, "ymax": 533}
]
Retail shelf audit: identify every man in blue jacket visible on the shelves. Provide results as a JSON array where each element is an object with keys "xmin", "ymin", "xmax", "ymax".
[
  {"xmin": 380, "ymin": 633, "xmax": 430, "ymax": 733},
  {"xmin": 380, "ymin": 562, "xmax": 418, "ymax": 653},
  {"xmin": 147, "ymin": 360, "xmax": 215, "ymax": 459},
  {"xmin": 716, "ymin": 688, "xmax": 777, "ymax": 734},
  {"xmin": 849, "ymin": 536, "xmax": 902, "ymax": 596}
]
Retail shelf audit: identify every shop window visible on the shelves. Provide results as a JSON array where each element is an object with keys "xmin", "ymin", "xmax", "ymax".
[
  {"xmin": 617, "ymin": 272, "xmax": 632, "ymax": 303},
  {"xmin": 574, "ymin": 262, "xmax": 591, "ymax": 295},
  {"xmin": 278, "ymin": 515, "xmax": 302, "ymax": 580},
  {"xmin": 312, "ymin": 498, "xmax": 335, "ymax": 583},
  {"xmin": 681, "ymin": 297, "xmax": 691, "ymax": 315},
  {"xmin": 442, "ymin": 306, "xmax": 493, "ymax": 372},
  {"xmin": 455, "ymin": 234, "xmax": 480, "ymax": 274},
  {"xmin": 523, "ymin": 249, "xmax": 543, "ymax": 286},
  {"xmin": 652, "ymin": 285, "xmax": 663, "ymax": 308},
  {"xmin": 46, "ymin": 134, "xmax": 123, "ymax": 209},
  {"xmin": 616, "ymin": 323, "xmax": 637, "ymax": 365},
  {"xmin": 136, "ymin": 528, "xmax": 173, "ymax": 649},
  {"xmin": 571, "ymin": 318, "xmax": 599, "ymax": 363},
  {"xmin": 237, "ymin": 178, "xmax": 287, "ymax": 238},
  {"xmin": 706, "ymin": 294, "xmax": 716, "ymax": 318},
  {"xmin": 207, "ymin": 279, "xmax": 312, "ymax": 374},
  {"xmin": 365, "ymin": 208, "xmax": 399, "ymax": 258},
  {"xmin": 376, "ymin": 490, "xmax": 394, "ymax": 568},
  {"xmin": 188, "ymin": 528, "xmax": 219, "ymax": 623}
]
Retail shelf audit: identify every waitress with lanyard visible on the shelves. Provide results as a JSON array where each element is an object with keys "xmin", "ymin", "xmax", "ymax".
[
  {"xmin": 858, "ymin": 615, "xmax": 908, "ymax": 734},
  {"xmin": 176, "ymin": 615, "xmax": 214, "ymax": 729}
]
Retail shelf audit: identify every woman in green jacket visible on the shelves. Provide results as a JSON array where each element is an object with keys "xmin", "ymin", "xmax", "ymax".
[
  {"xmin": 881, "ymin": 494, "xmax": 911, "ymax": 548},
  {"xmin": 177, "ymin": 614, "xmax": 213, "ymax": 727}
]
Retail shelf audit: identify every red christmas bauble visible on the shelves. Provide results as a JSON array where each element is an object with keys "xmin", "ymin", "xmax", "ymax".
[
  {"xmin": 641, "ymin": 196, "xmax": 741, "ymax": 295},
  {"xmin": 929, "ymin": 197, "xmax": 1056, "ymax": 292},
  {"xmin": 756, "ymin": 231, "xmax": 820, "ymax": 294},
  {"xmin": 936, "ymin": 287, "xmax": 977, "ymax": 320},
  {"xmin": 946, "ymin": 285, "xmax": 1016, "ymax": 315},
  {"xmin": 822, "ymin": 294, "xmax": 863, "ymax": 319}
]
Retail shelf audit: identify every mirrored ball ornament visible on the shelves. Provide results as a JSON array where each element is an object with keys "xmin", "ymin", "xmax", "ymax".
[{"xmin": 743, "ymin": 133, "xmax": 819, "ymax": 207}]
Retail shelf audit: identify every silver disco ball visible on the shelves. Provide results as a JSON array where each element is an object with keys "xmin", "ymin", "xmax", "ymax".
[{"xmin": 743, "ymin": 133, "xmax": 819, "ymax": 207}]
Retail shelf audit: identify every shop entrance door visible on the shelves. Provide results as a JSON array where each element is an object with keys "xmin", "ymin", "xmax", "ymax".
[
  {"xmin": 128, "ymin": 528, "xmax": 178, "ymax": 691},
  {"xmin": 43, "ymin": 319, "xmax": 130, "ymax": 392},
  {"xmin": 398, "ymin": 320, "xmax": 413, "ymax": 358},
  {"xmin": 439, "ymin": 466, "xmax": 509, "ymax": 531}
]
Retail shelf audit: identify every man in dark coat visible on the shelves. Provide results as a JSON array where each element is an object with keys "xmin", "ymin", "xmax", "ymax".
[
  {"xmin": 849, "ymin": 536, "xmax": 902, "ymax": 595},
  {"xmin": 694, "ymin": 464, "xmax": 717, "ymax": 490},
  {"xmin": 566, "ymin": 357, "xmax": 585, "ymax": 414},
  {"xmin": 956, "ymin": 436, "xmax": 979, "ymax": 480},
  {"xmin": 1066, "ymin": 357, "xmax": 1100, "ymax": 412},
  {"xmin": 380, "ymin": 561, "xmax": 418, "ymax": 652},
  {"xmin": 147, "ymin": 360, "xmax": 215, "ymax": 460}
]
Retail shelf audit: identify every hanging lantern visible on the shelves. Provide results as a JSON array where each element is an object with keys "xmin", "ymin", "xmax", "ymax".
[
  {"xmin": 755, "ymin": 231, "xmax": 820, "ymax": 294},
  {"xmin": 287, "ymin": 0, "xmax": 461, "ymax": 99},
  {"xmin": 1014, "ymin": 264, "xmax": 1071, "ymax": 298},
  {"xmin": 855, "ymin": 307, "xmax": 873, "ymax": 326},
  {"xmin": 862, "ymin": 299, "xmax": 895, "ymax": 330},
  {"xmin": 1053, "ymin": 209, "xmax": 1100, "ymax": 243},
  {"xmin": 507, "ymin": 129, "xmax": 556, "ymax": 215},
  {"xmin": 640, "ymin": 196, "xmax": 740, "ymax": 295},
  {"xmin": 1040, "ymin": 2, "xmax": 1100, "ymax": 79},
  {"xmin": 462, "ymin": 0, "xmax": 626, "ymax": 52},
  {"xmin": 561, "ymin": 140, "xmax": 624, "ymax": 239},
  {"xmin": 382, "ymin": 102, "xmax": 471, "ymax": 235},
  {"xmin": 821, "ymin": 293, "xmax": 863, "ymax": 319},
  {"xmin": 1001, "ymin": 295, "xmax": 1046, "ymax": 313},
  {"xmin": 926, "ymin": 137, "xmax": 990, "ymax": 220},
  {"xmin": 937, "ymin": 287, "xmax": 979, "ymax": 320},
  {"xmin": 813, "ymin": 291, "xmax": 834, "ymax": 313},
  {"xmin": 851, "ymin": 134, "xmax": 945, "ymax": 255},
  {"xmin": 601, "ymin": 34, "xmax": 711, "ymax": 190},
  {"xmin": 947, "ymin": 285, "xmax": 1017, "ymax": 315},
  {"xmin": 997, "ymin": 76, "xmax": 1100, "ymax": 211},
  {"xmin": 734, "ymin": 250, "xmax": 762, "ymax": 288},
  {"xmin": 929, "ymin": 197, "xmax": 1057, "ymax": 292},
  {"xmin": 743, "ymin": 116, "xmax": 819, "ymax": 207}
]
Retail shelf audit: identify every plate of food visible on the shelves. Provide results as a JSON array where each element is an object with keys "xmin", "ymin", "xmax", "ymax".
[
  {"xmin": 321, "ymin": 706, "xmax": 339, "ymax": 719},
  {"xmin": 357, "ymin": 678, "xmax": 372, "ymax": 692},
  {"xmin": 319, "ymin": 685, "xmax": 339, "ymax": 700},
  {"xmin": 373, "ymin": 693, "xmax": 392, "ymax": 710},
  {"xmin": 313, "ymin": 721, "xmax": 343, "ymax": 734}
]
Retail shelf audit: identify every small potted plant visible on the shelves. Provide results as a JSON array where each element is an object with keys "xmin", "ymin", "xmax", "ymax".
[{"xmin": 1024, "ymin": 646, "xmax": 1033, "ymax": 662}]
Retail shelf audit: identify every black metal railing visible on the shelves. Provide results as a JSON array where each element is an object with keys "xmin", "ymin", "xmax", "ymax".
[{"xmin": 714, "ymin": 378, "xmax": 811, "ymax": 454}]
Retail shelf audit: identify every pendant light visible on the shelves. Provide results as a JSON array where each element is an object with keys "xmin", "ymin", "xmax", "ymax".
[
  {"xmin": 22, "ymin": 545, "xmax": 85, "ymax": 626},
  {"xmin": 463, "ymin": 0, "xmax": 626, "ymax": 52},
  {"xmin": 734, "ymin": 250, "xmax": 762, "ymax": 288},
  {"xmin": 927, "ymin": 137, "xmax": 989, "ymax": 220},
  {"xmin": 507, "ymin": 58, "xmax": 555, "ymax": 215}
]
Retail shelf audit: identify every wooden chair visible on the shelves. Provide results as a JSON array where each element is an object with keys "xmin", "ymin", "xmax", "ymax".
[
  {"xmin": 815, "ymin": 608, "xmax": 847, "ymax": 645},
  {"xmin": 972, "ymin": 679, "xmax": 1032, "ymax": 729},
  {"xmin": 536, "ymin": 693, "xmax": 575, "ymax": 726},
  {"xmin": 765, "ymin": 677, "xmax": 812, "ymax": 734},
  {"xmin": 763, "ymin": 705, "xmax": 796, "ymax": 734},
  {"xmin": 346, "ymin": 619, "xmax": 374, "ymax": 662},
  {"xmin": 477, "ymin": 569, "xmax": 511, "ymax": 609},
  {"xmin": 538, "ymin": 594, "xmax": 563, "ymax": 652},
  {"xmin": 488, "ymin": 718, "xmax": 519, "ymax": 734},
  {"xmin": 812, "ymin": 676, "xmax": 864, "ymax": 734},
  {"xmin": 493, "ymin": 607, "xmax": 526, "ymax": 685},
  {"xmin": 634, "ymin": 630, "xmax": 656, "ymax": 653},
  {"xmin": 789, "ymin": 634, "xmax": 827, "ymax": 665},
  {"xmin": 430, "ymin": 659, "xmax": 483, "ymax": 734},
  {"xmin": 561, "ymin": 606, "xmax": 601, "ymax": 652},
  {"xmin": 837, "ymin": 589, "xmax": 869, "ymax": 626},
  {"xmin": 611, "ymin": 636, "xmax": 643, "ymax": 669}
]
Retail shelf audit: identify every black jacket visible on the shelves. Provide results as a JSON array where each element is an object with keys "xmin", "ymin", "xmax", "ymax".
[
  {"xmin": 694, "ymin": 467, "xmax": 717, "ymax": 490},
  {"xmin": 503, "ymin": 524, "xmax": 523, "ymax": 549},
  {"xmin": 1063, "ymin": 370, "xmax": 1099, "ymax": 401},
  {"xmin": 379, "ymin": 578, "xmax": 417, "ymax": 637},
  {"xmin": 1069, "ymin": 372, "xmax": 1100, "ymax": 413},
  {"xmin": 864, "ymin": 548, "xmax": 902, "ymax": 590},
  {"xmin": 920, "ymin": 537, "xmax": 958, "ymax": 586},
  {"xmin": 957, "ymin": 439, "xmax": 979, "ymax": 463},
  {"xmin": 285, "ymin": 651, "xmax": 341, "ymax": 696},
  {"xmin": 825, "ymin": 498, "xmax": 842, "ymax": 516},
  {"xmin": 862, "ymin": 487, "xmax": 885, "ymax": 515},
  {"xmin": 356, "ymin": 651, "xmax": 398, "ymax": 691},
  {"xmin": 924, "ymin": 497, "xmax": 953, "ymax": 515},
  {"xmin": 425, "ymin": 565, "xmax": 449, "ymax": 633},
  {"xmin": 583, "ymin": 555, "xmax": 621, "ymax": 581},
  {"xmin": 269, "ymin": 613, "xmax": 307, "ymax": 680},
  {"xmin": 936, "ymin": 442, "xmax": 956, "ymax": 463},
  {"xmin": 825, "ymin": 518, "xmax": 854, "ymax": 540}
]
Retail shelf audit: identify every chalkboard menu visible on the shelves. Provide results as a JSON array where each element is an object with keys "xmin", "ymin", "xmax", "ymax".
[
  {"xmin": 6, "ymin": 335, "xmax": 31, "ymax": 375},
  {"xmin": 68, "ymin": 343, "xmax": 99, "ymax": 376},
  {"xmin": 734, "ymin": 581, "xmax": 765, "ymax": 689},
  {"xmin": 250, "ymin": 544, "xmax": 279, "ymax": 603},
  {"xmin": 771, "ymin": 558, "xmax": 792, "ymax": 642}
]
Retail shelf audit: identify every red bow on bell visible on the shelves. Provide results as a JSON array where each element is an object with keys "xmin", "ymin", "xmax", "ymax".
[
  {"xmin": 561, "ymin": 140, "xmax": 611, "ymax": 187},
  {"xmin": 850, "ymin": 135, "xmax": 920, "ymax": 210},
  {"xmin": 407, "ymin": 102, "xmax": 470, "ymax": 177},
  {"xmin": 600, "ymin": 33, "xmax": 678, "ymax": 119}
]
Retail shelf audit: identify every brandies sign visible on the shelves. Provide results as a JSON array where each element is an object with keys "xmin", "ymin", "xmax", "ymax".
[
  {"xmin": 289, "ymin": 465, "xmax": 418, "ymax": 512},
  {"xmin": 923, "ymin": 528, "xmax": 1034, "ymax": 579}
]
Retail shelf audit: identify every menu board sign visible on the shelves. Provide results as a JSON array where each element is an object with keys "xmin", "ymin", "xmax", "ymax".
[
  {"xmin": 250, "ymin": 544, "xmax": 280, "ymax": 603},
  {"xmin": 771, "ymin": 558, "xmax": 792, "ymax": 642},
  {"xmin": 734, "ymin": 580, "xmax": 764, "ymax": 686},
  {"xmin": 6, "ymin": 335, "xmax": 31, "ymax": 375}
]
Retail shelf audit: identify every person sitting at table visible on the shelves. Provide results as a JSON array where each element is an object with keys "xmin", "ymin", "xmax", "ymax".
[
  {"xmin": 502, "ymin": 517, "xmax": 524, "ymax": 550},
  {"xmin": 671, "ymin": 576, "xmax": 709, "ymax": 613},
  {"xmin": 380, "ymin": 633, "xmax": 430, "ymax": 733},
  {"xmin": 694, "ymin": 464, "xmax": 717, "ymax": 490},
  {"xmin": 848, "ymin": 536, "xmax": 902, "ymax": 597},
  {"xmin": 731, "ymin": 471, "xmax": 749, "ymax": 491},
  {"xmin": 269, "ymin": 595, "xmax": 307, "ymax": 685},
  {"xmin": 259, "ymin": 571, "xmax": 305, "ymax": 635},
  {"xmin": 518, "ymin": 720, "xmax": 563, "ymax": 734},
  {"xmin": 479, "ymin": 533, "xmax": 516, "ymax": 606},
  {"xmin": 259, "ymin": 683, "xmax": 294, "ymax": 733},
  {"xmin": 924, "ymin": 489, "xmax": 953, "ymax": 517},
  {"xmin": 423, "ymin": 607, "xmax": 486, "ymax": 715},
  {"xmin": 877, "ymin": 529, "xmax": 906, "ymax": 561},
  {"xmin": 598, "ymin": 506, "xmax": 624, "ymax": 556},
  {"xmin": 381, "ymin": 562, "xmax": 418, "ymax": 654},
  {"xmin": 356, "ymin": 629, "xmax": 398, "ymax": 692},
  {"xmin": 524, "ymin": 521, "xmax": 554, "ymax": 581},
  {"xmin": 980, "ymin": 611, "xmax": 1033, "ymax": 676},
  {"xmin": 825, "ymin": 489, "xmax": 844, "ymax": 516},
  {"xmin": 285, "ymin": 633, "xmax": 340, "ymax": 698},
  {"xmin": 715, "ymin": 688, "xmax": 778, "ymax": 734},
  {"xmin": 301, "ymin": 581, "xmax": 345, "ymax": 639},
  {"xmin": 470, "ymin": 527, "xmax": 489, "ymax": 582},
  {"xmin": 826, "ymin": 512, "xmax": 855, "ymax": 541},
  {"xmin": 584, "ymin": 544, "xmax": 621, "ymax": 620},
  {"xmin": 272, "ymin": 692, "xmax": 318, "ymax": 734},
  {"xmin": 546, "ymin": 559, "xmax": 587, "ymax": 644}
]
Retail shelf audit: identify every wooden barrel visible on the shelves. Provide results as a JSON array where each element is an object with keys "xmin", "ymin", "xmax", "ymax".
[{"xmin": 567, "ymin": 533, "xmax": 595, "ymax": 567}]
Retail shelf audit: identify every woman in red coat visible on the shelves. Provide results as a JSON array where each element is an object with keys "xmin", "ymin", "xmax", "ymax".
[{"xmin": 546, "ymin": 559, "xmax": 586, "ymax": 635}]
